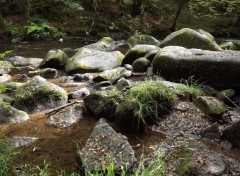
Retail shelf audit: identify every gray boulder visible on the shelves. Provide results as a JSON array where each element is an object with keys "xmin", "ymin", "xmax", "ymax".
[
  {"xmin": 159, "ymin": 28, "xmax": 222, "ymax": 51},
  {"xmin": 0, "ymin": 99, "xmax": 29, "ymax": 123},
  {"xmin": 28, "ymin": 68, "xmax": 58, "ymax": 78},
  {"xmin": 0, "ymin": 74, "xmax": 11, "ymax": 83},
  {"xmin": 41, "ymin": 49, "xmax": 68, "ymax": 69},
  {"xmin": 152, "ymin": 46, "xmax": 240, "ymax": 88},
  {"xmin": 14, "ymin": 76, "xmax": 68, "ymax": 113},
  {"xmin": 223, "ymin": 120, "xmax": 240, "ymax": 147},
  {"xmin": 0, "ymin": 61, "xmax": 13, "ymax": 74},
  {"xmin": 65, "ymin": 48, "xmax": 124, "ymax": 74},
  {"xmin": 132, "ymin": 57, "xmax": 151, "ymax": 72},
  {"xmin": 122, "ymin": 44, "xmax": 160, "ymax": 65},
  {"xmin": 68, "ymin": 87, "xmax": 90, "ymax": 99},
  {"xmin": 127, "ymin": 33, "xmax": 160, "ymax": 47},
  {"xmin": 8, "ymin": 56, "xmax": 43, "ymax": 68},
  {"xmin": 76, "ymin": 119, "xmax": 136, "ymax": 172}
]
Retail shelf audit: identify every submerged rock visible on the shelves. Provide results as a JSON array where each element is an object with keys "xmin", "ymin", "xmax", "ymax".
[
  {"xmin": 14, "ymin": 76, "xmax": 68, "ymax": 113},
  {"xmin": 152, "ymin": 46, "xmax": 240, "ymax": 88},
  {"xmin": 0, "ymin": 99, "xmax": 29, "ymax": 123},
  {"xmin": 65, "ymin": 48, "xmax": 124, "ymax": 74},
  {"xmin": 76, "ymin": 119, "xmax": 136, "ymax": 172},
  {"xmin": 159, "ymin": 28, "xmax": 222, "ymax": 51},
  {"xmin": 10, "ymin": 136, "xmax": 38, "ymax": 148},
  {"xmin": 41, "ymin": 49, "xmax": 68, "ymax": 69}
]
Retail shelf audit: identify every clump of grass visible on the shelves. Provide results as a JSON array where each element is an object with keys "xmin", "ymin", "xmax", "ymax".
[{"xmin": 0, "ymin": 134, "xmax": 19, "ymax": 176}]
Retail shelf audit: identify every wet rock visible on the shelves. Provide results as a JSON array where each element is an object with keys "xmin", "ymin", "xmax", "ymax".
[
  {"xmin": 8, "ymin": 56, "xmax": 43, "ymax": 68},
  {"xmin": 84, "ymin": 90, "xmax": 121, "ymax": 119},
  {"xmin": 223, "ymin": 120, "xmax": 240, "ymax": 147},
  {"xmin": 65, "ymin": 48, "xmax": 124, "ymax": 74},
  {"xmin": 10, "ymin": 136, "xmax": 38, "ymax": 148},
  {"xmin": 127, "ymin": 33, "xmax": 160, "ymax": 47},
  {"xmin": 200, "ymin": 122, "xmax": 221, "ymax": 140},
  {"xmin": 159, "ymin": 28, "xmax": 222, "ymax": 51},
  {"xmin": 68, "ymin": 87, "xmax": 90, "ymax": 99},
  {"xmin": 132, "ymin": 57, "xmax": 151, "ymax": 72},
  {"xmin": 94, "ymin": 81, "xmax": 112, "ymax": 90},
  {"xmin": 0, "ymin": 99, "xmax": 29, "ymax": 123},
  {"xmin": 45, "ymin": 104, "xmax": 83, "ymax": 128},
  {"xmin": 194, "ymin": 96, "xmax": 227, "ymax": 117},
  {"xmin": 93, "ymin": 67, "xmax": 131, "ymax": 83},
  {"xmin": 152, "ymin": 46, "xmax": 240, "ymax": 88},
  {"xmin": 76, "ymin": 119, "xmax": 136, "ymax": 172},
  {"xmin": 0, "ymin": 61, "xmax": 13, "ymax": 74},
  {"xmin": 28, "ymin": 68, "xmax": 58, "ymax": 78},
  {"xmin": 73, "ymin": 73, "xmax": 93, "ymax": 82},
  {"xmin": 122, "ymin": 44, "xmax": 160, "ymax": 65},
  {"xmin": 124, "ymin": 64, "xmax": 133, "ymax": 71},
  {"xmin": 0, "ymin": 74, "xmax": 11, "ymax": 83},
  {"xmin": 217, "ymin": 89, "xmax": 236, "ymax": 105},
  {"xmin": 41, "ymin": 49, "xmax": 68, "ymax": 69},
  {"xmin": 116, "ymin": 77, "xmax": 131, "ymax": 90},
  {"xmin": 14, "ymin": 76, "xmax": 68, "ymax": 113}
]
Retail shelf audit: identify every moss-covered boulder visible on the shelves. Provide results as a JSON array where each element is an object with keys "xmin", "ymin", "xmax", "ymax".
[
  {"xmin": 0, "ymin": 94, "xmax": 14, "ymax": 104},
  {"xmin": 8, "ymin": 56, "xmax": 43, "ymax": 68},
  {"xmin": 159, "ymin": 28, "xmax": 222, "ymax": 51},
  {"xmin": 5, "ymin": 82, "xmax": 24, "ymax": 92},
  {"xmin": 41, "ymin": 49, "xmax": 68, "ymax": 69},
  {"xmin": 122, "ymin": 44, "xmax": 160, "ymax": 65},
  {"xmin": 65, "ymin": 48, "xmax": 124, "ymax": 74},
  {"xmin": 132, "ymin": 57, "xmax": 151, "ymax": 72},
  {"xmin": 14, "ymin": 76, "xmax": 68, "ymax": 113},
  {"xmin": 76, "ymin": 119, "xmax": 136, "ymax": 173},
  {"xmin": 0, "ymin": 61, "xmax": 13, "ymax": 74},
  {"xmin": 84, "ymin": 90, "xmax": 122, "ymax": 119},
  {"xmin": 93, "ymin": 67, "xmax": 131, "ymax": 83},
  {"xmin": 152, "ymin": 46, "xmax": 240, "ymax": 88},
  {"xmin": 223, "ymin": 120, "xmax": 240, "ymax": 147},
  {"xmin": 0, "ymin": 100, "xmax": 29, "ymax": 123},
  {"xmin": 217, "ymin": 89, "xmax": 236, "ymax": 105},
  {"xmin": 220, "ymin": 41, "xmax": 236, "ymax": 50},
  {"xmin": 127, "ymin": 33, "xmax": 160, "ymax": 47},
  {"xmin": 28, "ymin": 68, "xmax": 58, "ymax": 78},
  {"xmin": 144, "ymin": 49, "xmax": 159, "ymax": 62},
  {"xmin": 194, "ymin": 96, "xmax": 227, "ymax": 117}
]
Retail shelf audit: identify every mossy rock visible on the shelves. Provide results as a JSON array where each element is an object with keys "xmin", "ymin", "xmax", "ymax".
[
  {"xmin": 5, "ymin": 82, "xmax": 24, "ymax": 92},
  {"xmin": 41, "ymin": 49, "xmax": 68, "ymax": 69},
  {"xmin": 223, "ymin": 120, "xmax": 240, "ymax": 147},
  {"xmin": 0, "ymin": 99, "xmax": 29, "ymax": 123},
  {"xmin": 0, "ymin": 61, "xmax": 13, "ymax": 74},
  {"xmin": 159, "ymin": 28, "xmax": 222, "ymax": 51},
  {"xmin": 220, "ymin": 41, "xmax": 236, "ymax": 50},
  {"xmin": 127, "ymin": 33, "xmax": 160, "ymax": 47},
  {"xmin": 194, "ymin": 96, "xmax": 227, "ymax": 117},
  {"xmin": 65, "ymin": 48, "xmax": 124, "ymax": 74},
  {"xmin": 132, "ymin": 57, "xmax": 151, "ymax": 72},
  {"xmin": 122, "ymin": 44, "xmax": 160, "ymax": 65},
  {"xmin": 94, "ymin": 81, "xmax": 112, "ymax": 90},
  {"xmin": 144, "ymin": 49, "xmax": 159, "ymax": 62},
  {"xmin": 14, "ymin": 76, "xmax": 68, "ymax": 113},
  {"xmin": 28, "ymin": 68, "xmax": 58, "ymax": 78},
  {"xmin": 217, "ymin": 89, "xmax": 236, "ymax": 105}
]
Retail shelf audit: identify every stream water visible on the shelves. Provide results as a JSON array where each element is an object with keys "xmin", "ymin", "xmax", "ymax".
[{"xmin": 0, "ymin": 40, "xmax": 164, "ymax": 174}]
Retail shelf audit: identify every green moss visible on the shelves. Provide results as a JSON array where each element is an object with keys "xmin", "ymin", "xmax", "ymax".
[
  {"xmin": 98, "ymin": 37, "xmax": 114, "ymax": 43},
  {"xmin": 0, "ymin": 99, "xmax": 12, "ymax": 116},
  {"xmin": 0, "ymin": 61, "xmax": 13, "ymax": 74}
]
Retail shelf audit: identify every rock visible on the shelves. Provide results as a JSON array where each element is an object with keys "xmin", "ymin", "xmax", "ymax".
[
  {"xmin": 76, "ymin": 119, "xmax": 136, "ymax": 172},
  {"xmin": 10, "ymin": 136, "xmax": 38, "ymax": 148},
  {"xmin": 0, "ymin": 94, "xmax": 14, "ymax": 104},
  {"xmin": 144, "ymin": 49, "xmax": 159, "ymax": 62},
  {"xmin": 124, "ymin": 64, "xmax": 133, "ymax": 71},
  {"xmin": 0, "ymin": 99, "xmax": 29, "ymax": 123},
  {"xmin": 41, "ymin": 49, "xmax": 68, "ymax": 69},
  {"xmin": 8, "ymin": 56, "xmax": 43, "ymax": 68},
  {"xmin": 194, "ymin": 96, "xmax": 227, "ymax": 117},
  {"xmin": 200, "ymin": 122, "xmax": 221, "ymax": 140},
  {"xmin": 28, "ymin": 68, "xmax": 58, "ymax": 78},
  {"xmin": 84, "ymin": 90, "xmax": 121, "ymax": 119},
  {"xmin": 0, "ymin": 61, "xmax": 13, "ymax": 74},
  {"xmin": 220, "ymin": 41, "xmax": 236, "ymax": 50},
  {"xmin": 73, "ymin": 73, "xmax": 93, "ymax": 82},
  {"xmin": 5, "ymin": 82, "xmax": 24, "ymax": 92},
  {"xmin": 132, "ymin": 57, "xmax": 151, "ymax": 72},
  {"xmin": 152, "ymin": 46, "xmax": 240, "ymax": 88},
  {"xmin": 122, "ymin": 44, "xmax": 160, "ymax": 65},
  {"xmin": 116, "ymin": 77, "xmax": 131, "ymax": 90},
  {"xmin": 93, "ymin": 67, "xmax": 131, "ymax": 83},
  {"xmin": 68, "ymin": 87, "xmax": 90, "ymax": 99},
  {"xmin": 14, "ymin": 76, "xmax": 68, "ymax": 113},
  {"xmin": 159, "ymin": 28, "xmax": 222, "ymax": 51},
  {"xmin": 217, "ymin": 89, "xmax": 236, "ymax": 105},
  {"xmin": 0, "ymin": 74, "xmax": 11, "ymax": 83},
  {"xmin": 223, "ymin": 120, "xmax": 240, "ymax": 147},
  {"xmin": 45, "ymin": 104, "xmax": 83, "ymax": 128},
  {"xmin": 94, "ymin": 81, "xmax": 112, "ymax": 90},
  {"xmin": 57, "ymin": 76, "xmax": 73, "ymax": 83},
  {"xmin": 127, "ymin": 33, "xmax": 160, "ymax": 46},
  {"xmin": 65, "ymin": 48, "xmax": 124, "ymax": 74}
]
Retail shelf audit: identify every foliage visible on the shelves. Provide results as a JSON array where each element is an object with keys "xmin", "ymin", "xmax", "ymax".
[
  {"xmin": 0, "ymin": 50, "xmax": 13, "ymax": 60},
  {"xmin": 0, "ymin": 134, "xmax": 19, "ymax": 176},
  {"xmin": 24, "ymin": 21, "xmax": 65, "ymax": 40},
  {"xmin": 0, "ymin": 85, "xmax": 7, "ymax": 93}
]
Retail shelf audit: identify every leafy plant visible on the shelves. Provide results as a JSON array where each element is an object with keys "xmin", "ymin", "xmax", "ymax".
[
  {"xmin": 0, "ymin": 85, "xmax": 7, "ymax": 93},
  {"xmin": 0, "ymin": 50, "xmax": 13, "ymax": 60}
]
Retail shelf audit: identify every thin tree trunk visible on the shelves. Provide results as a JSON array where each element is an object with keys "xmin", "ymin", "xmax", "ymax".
[
  {"xmin": 131, "ymin": 0, "xmax": 143, "ymax": 17},
  {"xmin": 23, "ymin": 0, "xmax": 30, "ymax": 20},
  {"xmin": 0, "ymin": 7, "xmax": 5, "ymax": 32}
]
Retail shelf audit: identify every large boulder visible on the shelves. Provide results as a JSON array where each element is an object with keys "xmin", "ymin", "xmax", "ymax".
[
  {"xmin": 132, "ymin": 57, "xmax": 151, "ymax": 72},
  {"xmin": 152, "ymin": 46, "xmax": 240, "ymax": 88},
  {"xmin": 65, "ymin": 48, "xmax": 124, "ymax": 74},
  {"xmin": 159, "ymin": 28, "xmax": 222, "ymax": 51},
  {"xmin": 0, "ymin": 61, "xmax": 13, "ymax": 74},
  {"xmin": 76, "ymin": 119, "xmax": 136, "ymax": 173},
  {"xmin": 41, "ymin": 49, "xmax": 68, "ymax": 69},
  {"xmin": 14, "ymin": 76, "xmax": 68, "ymax": 113},
  {"xmin": 0, "ymin": 99, "xmax": 29, "ymax": 123},
  {"xmin": 127, "ymin": 33, "xmax": 160, "ymax": 47},
  {"xmin": 223, "ymin": 120, "xmax": 240, "ymax": 147},
  {"xmin": 8, "ymin": 56, "xmax": 43, "ymax": 68},
  {"xmin": 122, "ymin": 44, "xmax": 160, "ymax": 65}
]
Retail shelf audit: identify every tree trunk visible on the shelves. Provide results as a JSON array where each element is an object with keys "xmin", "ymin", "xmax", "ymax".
[
  {"xmin": 131, "ymin": 0, "xmax": 143, "ymax": 17},
  {"xmin": 23, "ymin": 0, "xmax": 30, "ymax": 20},
  {"xmin": 0, "ymin": 6, "xmax": 5, "ymax": 32}
]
